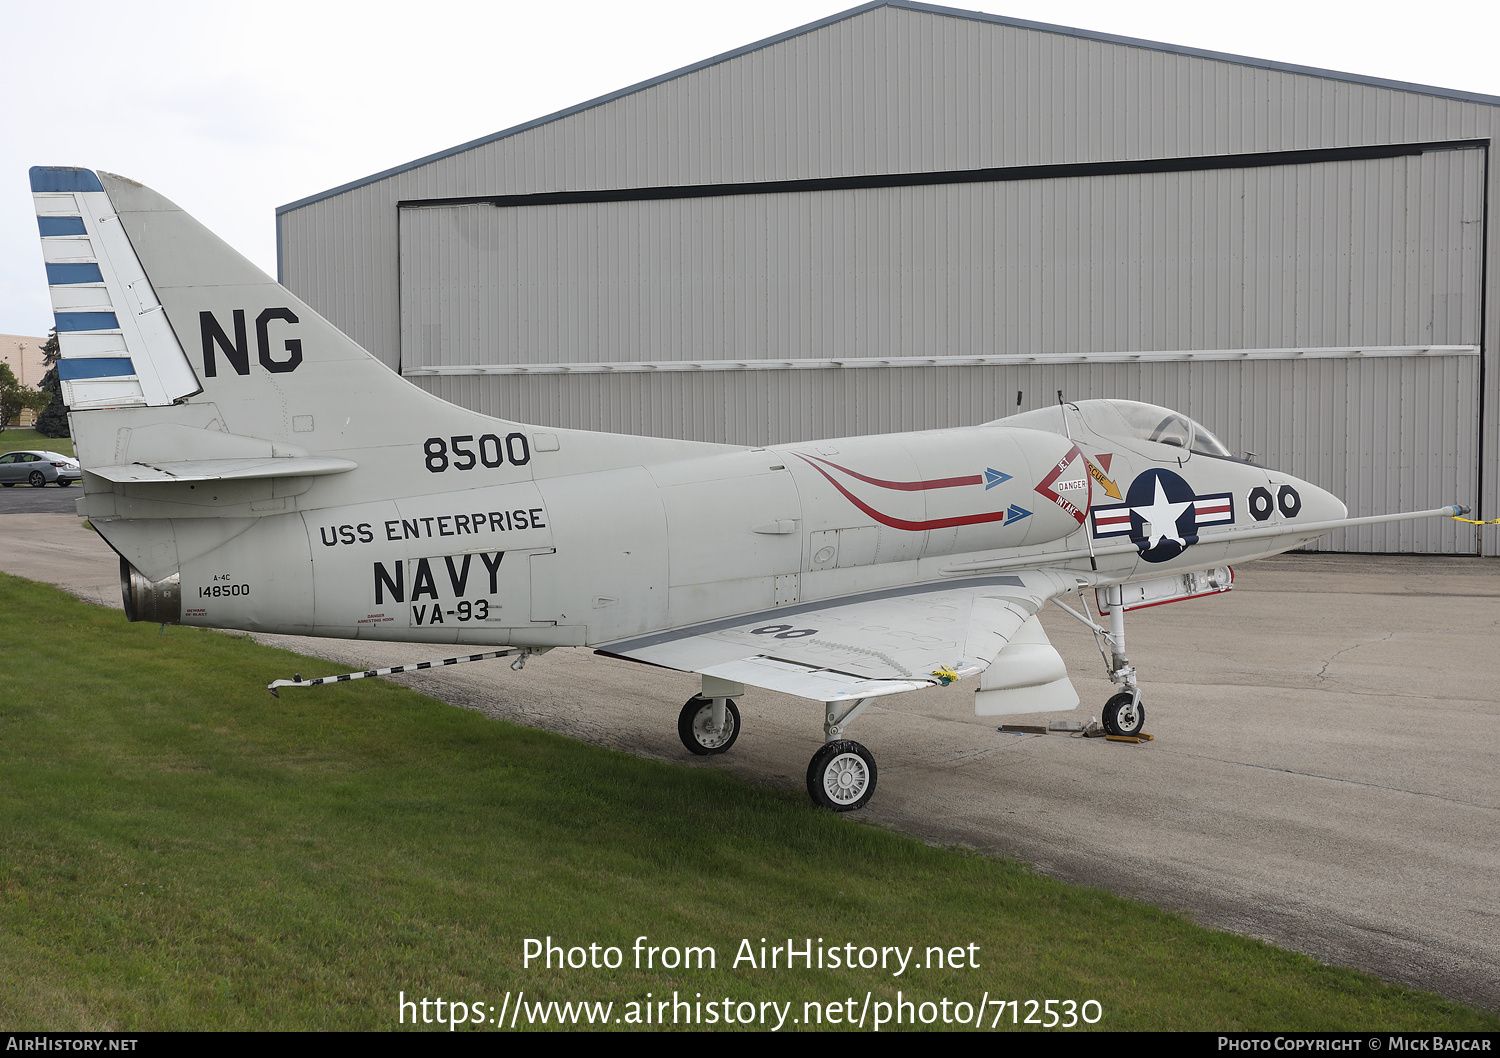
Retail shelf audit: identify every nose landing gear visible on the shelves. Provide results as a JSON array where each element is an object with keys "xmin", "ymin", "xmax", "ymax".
[
  {"xmin": 1097, "ymin": 584, "xmax": 1146, "ymax": 735},
  {"xmin": 1054, "ymin": 584, "xmax": 1148, "ymax": 738},
  {"xmin": 1101, "ymin": 690, "xmax": 1145, "ymax": 737}
]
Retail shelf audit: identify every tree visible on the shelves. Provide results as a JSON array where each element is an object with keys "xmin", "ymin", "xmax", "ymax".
[
  {"xmin": 33, "ymin": 331, "xmax": 69, "ymax": 438},
  {"xmin": 0, "ymin": 362, "xmax": 49, "ymax": 432}
]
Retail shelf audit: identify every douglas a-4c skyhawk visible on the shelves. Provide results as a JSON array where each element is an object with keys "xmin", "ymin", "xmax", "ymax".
[{"xmin": 31, "ymin": 165, "xmax": 1468, "ymax": 811}]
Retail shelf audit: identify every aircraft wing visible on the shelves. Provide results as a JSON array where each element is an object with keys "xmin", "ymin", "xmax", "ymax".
[{"xmin": 598, "ymin": 571, "xmax": 1076, "ymax": 704}]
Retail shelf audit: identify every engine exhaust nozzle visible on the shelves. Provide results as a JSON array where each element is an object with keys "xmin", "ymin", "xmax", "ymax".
[{"xmin": 120, "ymin": 556, "xmax": 181, "ymax": 624}]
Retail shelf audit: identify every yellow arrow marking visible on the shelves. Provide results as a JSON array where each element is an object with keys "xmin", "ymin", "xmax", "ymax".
[{"xmin": 1085, "ymin": 458, "xmax": 1122, "ymax": 500}]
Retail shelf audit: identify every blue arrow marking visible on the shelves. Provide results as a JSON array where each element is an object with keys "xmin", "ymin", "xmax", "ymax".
[
  {"xmin": 1006, "ymin": 504, "xmax": 1031, "ymax": 523},
  {"xmin": 984, "ymin": 468, "xmax": 1013, "ymax": 490}
]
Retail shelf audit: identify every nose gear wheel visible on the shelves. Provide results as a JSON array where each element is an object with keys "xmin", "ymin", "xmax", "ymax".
[{"xmin": 1102, "ymin": 691, "xmax": 1145, "ymax": 737}]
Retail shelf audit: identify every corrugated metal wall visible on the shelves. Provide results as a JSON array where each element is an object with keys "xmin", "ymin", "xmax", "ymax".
[
  {"xmin": 278, "ymin": 2, "xmax": 1500, "ymax": 553},
  {"xmin": 398, "ymin": 149, "xmax": 1484, "ymax": 365}
]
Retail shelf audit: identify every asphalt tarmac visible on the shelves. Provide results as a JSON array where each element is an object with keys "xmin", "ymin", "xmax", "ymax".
[
  {"xmin": 3, "ymin": 511, "xmax": 1496, "ymax": 1011},
  {"xmin": 0, "ymin": 481, "xmax": 79, "ymax": 514}
]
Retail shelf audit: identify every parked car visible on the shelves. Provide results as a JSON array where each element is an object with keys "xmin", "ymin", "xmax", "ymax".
[{"xmin": 0, "ymin": 450, "xmax": 82, "ymax": 487}]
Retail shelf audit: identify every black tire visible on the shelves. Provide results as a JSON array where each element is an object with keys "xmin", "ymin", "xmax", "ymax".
[
  {"xmin": 677, "ymin": 695, "xmax": 740, "ymax": 755},
  {"xmin": 57, "ymin": 479, "xmax": 72, "ymax": 487},
  {"xmin": 28, "ymin": 471, "xmax": 46, "ymax": 488},
  {"xmin": 1102, "ymin": 692, "xmax": 1145, "ymax": 737},
  {"xmin": 806, "ymin": 740, "xmax": 877, "ymax": 812}
]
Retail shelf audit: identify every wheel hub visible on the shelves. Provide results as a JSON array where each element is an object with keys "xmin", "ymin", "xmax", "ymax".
[
  {"xmin": 692, "ymin": 707, "xmax": 734, "ymax": 749},
  {"xmin": 823, "ymin": 753, "xmax": 869, "ymax": 804}
]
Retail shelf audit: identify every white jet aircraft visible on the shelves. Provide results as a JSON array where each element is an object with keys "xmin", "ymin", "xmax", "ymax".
[{"xmin": 31, "ymin": 165, "xmax": 1467, "ymax": 811}]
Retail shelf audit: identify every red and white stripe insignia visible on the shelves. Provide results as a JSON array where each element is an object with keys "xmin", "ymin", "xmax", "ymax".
[
  {"xmin": 1194, "ymin": 496, "xmax": 1234, "ymax": 525},
  {"xmin": 1093, "ymin": 509, "xmax": 1132, "ymax": 533}
]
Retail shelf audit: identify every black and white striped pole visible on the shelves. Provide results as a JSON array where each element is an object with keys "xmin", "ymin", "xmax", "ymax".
[{"xmin": 268, "ymin": 648, "xmax": 528, "ymax": 696}]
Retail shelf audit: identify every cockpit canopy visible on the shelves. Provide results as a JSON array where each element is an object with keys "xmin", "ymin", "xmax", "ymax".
[
  {"xmin": 1099, "ymin": 401, "xmax": 1233, "ymax": 457},
  {"xmin": 991, "ymin": 400, "xmax": 1235, "ymax": 459}
]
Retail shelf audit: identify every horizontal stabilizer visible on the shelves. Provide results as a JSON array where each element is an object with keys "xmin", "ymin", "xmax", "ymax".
[{"xmin": 86, "ymin": 456, "xmax": 357, "ymax": 484}]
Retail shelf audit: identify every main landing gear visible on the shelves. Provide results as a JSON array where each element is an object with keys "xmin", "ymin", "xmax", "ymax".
[
  {"xmin": 1055, "ymin": 584, "xmax": 1147, "ymax": 737},
  {"xmin": 676, "ymin": 674, "xmax": 744, "ymax": 756},
  {"xmin": 807, "ymin": 698, "xmax": 877, "ymax": 812},
  {"xmin": 676, "ymin": 676, "xmax": 880, "ymax": 812},
  {"xmin": 677, "ymin": 694, "xmax": 740, "ymax": 755}
]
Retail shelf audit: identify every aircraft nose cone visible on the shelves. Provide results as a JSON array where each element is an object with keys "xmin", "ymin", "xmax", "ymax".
[{"xmin": 1286, "ymin": 477, "xmax": 1346, "ymax": 523}]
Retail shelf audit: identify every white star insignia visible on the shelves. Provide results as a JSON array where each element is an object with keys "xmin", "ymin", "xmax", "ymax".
[{"xmin": 1132, "ymin": 477, "xmax": 1193, "ymax": 549}]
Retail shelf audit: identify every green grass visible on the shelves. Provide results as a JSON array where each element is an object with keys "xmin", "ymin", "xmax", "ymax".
[
  {"xmin": 0, "ymin": 427, "xmax": 73, "ymax": 458},
  {"xmin": 0, "ymin": 571, "xmax": 1494, "ymax": 1032}
]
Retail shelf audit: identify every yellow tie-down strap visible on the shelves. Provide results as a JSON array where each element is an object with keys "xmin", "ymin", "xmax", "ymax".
[{"xmin": 1452, "ymin": 514, "xmax": 1500, "ymax": 525}]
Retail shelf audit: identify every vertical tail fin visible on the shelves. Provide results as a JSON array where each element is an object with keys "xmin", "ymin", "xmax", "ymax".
[{"xmin": 31, "ymin": 165, "xmax": 735, "ymax": 506}]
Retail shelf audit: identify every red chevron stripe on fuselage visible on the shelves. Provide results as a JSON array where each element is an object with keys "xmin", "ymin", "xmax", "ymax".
[{"xmin": 795, "ymin": 454, "xmax": 1008, "ymax": 532}]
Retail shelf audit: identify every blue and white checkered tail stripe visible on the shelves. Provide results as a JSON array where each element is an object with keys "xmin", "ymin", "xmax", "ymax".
[{"xmin": 30, "ymin": 166, "xmax": 201, "ymax": 410}]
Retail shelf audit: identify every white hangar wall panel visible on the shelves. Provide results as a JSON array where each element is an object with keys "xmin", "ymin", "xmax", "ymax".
[
  {"xmin": 398, "ymin": 148, "xmax": 1484, "ymax": 366},
  {"xmin": 413, "ymin": 349, "xmax": 1479, "ymax": 554}
]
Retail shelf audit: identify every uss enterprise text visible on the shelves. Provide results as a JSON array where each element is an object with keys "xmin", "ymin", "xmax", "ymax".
[{"xmin": 319, "ymin": 508, "xmax": 548, "ymax": 547}]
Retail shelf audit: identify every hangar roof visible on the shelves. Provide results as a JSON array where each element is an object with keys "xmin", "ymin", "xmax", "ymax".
[{"xmin": 277, "ymin": 0, "xmax": 1500, "ymax": 216}]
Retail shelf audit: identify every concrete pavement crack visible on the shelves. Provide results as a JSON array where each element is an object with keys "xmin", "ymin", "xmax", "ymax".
[{"xmin": 1317, "ymin": 631, "xmax": 1396, "ymax": 682}]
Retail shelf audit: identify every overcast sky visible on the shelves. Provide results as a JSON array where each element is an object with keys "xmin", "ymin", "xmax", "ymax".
[{"xmin": 4, "ymin": 0, "xmax": 1498, "ymax": 340}]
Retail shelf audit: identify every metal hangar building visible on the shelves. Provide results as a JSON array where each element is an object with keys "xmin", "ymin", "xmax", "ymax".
[{"xmin": 276, "ymin": 0, "xmax": 1500, "ymax": 555}]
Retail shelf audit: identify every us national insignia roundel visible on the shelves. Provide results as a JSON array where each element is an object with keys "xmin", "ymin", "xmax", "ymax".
[
  {"xmin": 1124, "ymin": 469, "xmax": 1197, "ymax": 562},
  {"xmin": 1088, "ymin": 468, "xmax": 1234, "ymax": 563}
]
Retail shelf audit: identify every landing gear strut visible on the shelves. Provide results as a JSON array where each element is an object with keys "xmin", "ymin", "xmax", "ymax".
[
  {"xmin": 677, "ymin": 675, "xmax": 744, "ymax": 756},
  {"xmin": 1098, "ymin": 585, "xmax": 1145, "ymax": 735},
  {"xmin": 1054, "ymin": 584, "xmax": 1147, "ymax": 735},
  {"xmin": 806, "ymin": 697, "xmax": 877, "ymax": 811}
]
